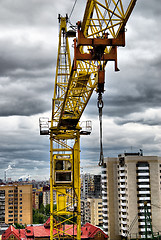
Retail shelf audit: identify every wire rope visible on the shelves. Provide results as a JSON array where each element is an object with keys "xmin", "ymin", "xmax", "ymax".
[{"xmin": 69, "ymin": 0, "xmax": 78, "ymax": 20}]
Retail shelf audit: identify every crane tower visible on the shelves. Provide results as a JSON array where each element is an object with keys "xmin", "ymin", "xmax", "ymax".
[{"xmin": 39, "ymin": 0, "xmax": 138, "ymax": 239}]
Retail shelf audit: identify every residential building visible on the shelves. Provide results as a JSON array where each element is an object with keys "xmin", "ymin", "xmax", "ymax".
[
  {"xmin": 43, "ymin": 186, "xmax": 50, "ymax": 206},
  {"xmin": 0, "ymin": 190, "xmax": 5, "ymax": 223},
  {"xmin": 1, "ymin": 218, "xmax": 108, "ymax": 240},
  {"xmin": 102, "ymin": 153, "xmax": 161, "ymax": 240},
  {"xmin": 81, "ymin": 173, "xmax": 102, "ymax": 200},
  {"xmin": 0, "ymin": 184, "xmax": 32, "ymax": 225},
  {"xmin": 81, "ymin": 199, "xmax": 91, "ymax": 225},
  {"xmin": 42, "ymin": 186, "xmax": 56, "ymax": 206},
  {"xmin": 94, "ymin": 175, "xmax": 102, "ymax": 198},
  {"xmin": 81, "ymin": 173, "xmax": 94, "ymax": 199},
  {"xmin": 88, "ymin": 198, "xmax": 103, "ymax": 226},
  {"xmin": 81, "ymin": 198, "xmax": 103, "ymax": 227},
  {"xmin": 32, "ymin": 187, "xmax": 43, "ymax": 209}
]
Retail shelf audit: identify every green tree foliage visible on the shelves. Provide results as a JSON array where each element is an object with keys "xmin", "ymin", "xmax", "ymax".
[
  {"xmin": 33, "ymin": 204, "xmax": 57, "ymax": 224},
  {"xmin": 14, "ymin": 223, "xmax": 25, "ymax": 229}
]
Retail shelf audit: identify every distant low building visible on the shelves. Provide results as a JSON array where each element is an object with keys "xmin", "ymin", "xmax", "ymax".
[{"xmin": 1, "ymin": 218, "xmax": 108, "ymax": 240}]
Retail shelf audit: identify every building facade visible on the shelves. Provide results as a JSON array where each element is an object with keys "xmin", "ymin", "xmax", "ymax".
[
  {"xmin": 43, "ymin": 186, "xmax": 56, "ymax": 206},
  {"xmin": 103, "ymin": 154, "xmax": 161, "ymax": 240},
  {"xmin": 81, "ymin": 199, "xmax": 91, "ymax": 225},
  {"xmin": 88, "ymin": 198, "xmax": 103, "ymax": 226},
  {"xmin": 0, "ymin": 190, "xmax": 5, "ymax": 223},
  {"xmin": 81, "ymin": 198, "xmax": 103, "ymax": 227},
  {"xmin": 81, "ymin": 173, "xmax": 102, "ymax": 200},
  {"xmin": 0, "ymin": 184, "xmax": 32, "ymax": 225}
]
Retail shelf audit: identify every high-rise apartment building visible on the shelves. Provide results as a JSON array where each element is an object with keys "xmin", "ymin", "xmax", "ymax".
[
  {"xmin": 102, "ymin": 153, "xmax": 161, "ymax": 240},
  {"xmin": 94, "ymin": 175, "xmax": 102, "ymax": 198},
  {"xmin": 88, "ymin": 198, "xmax": 103, "ymax": 226},
  {"xmin": 81, "ymin": 198, "xmax": 103, "ymax": 227},
  {"xmin": 81, "ymin": 173, "xmax": 94, "ymax": 199},
  {"xmin": 81, "ymin": 199, "xmax": 91, "ymax": 225},
  {"xmin": 0, "ymin": 190, "xmax": 5, "ymax": 223},
  {"xmin": 0, "ymin": 184, "xmax": 32, "ymax": 225},
  {"xmin": 81, "ymin": 173, "xmax": 102, "ymax": 200},
  {"xmin": 43, "ymin": 186, "xmax": 56, "ymax": 206}
]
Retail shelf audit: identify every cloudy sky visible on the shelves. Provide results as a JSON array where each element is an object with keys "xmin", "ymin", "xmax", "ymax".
[{"xmin": 0, "ymin": 0, "xmax": 160, "ymax": 181}]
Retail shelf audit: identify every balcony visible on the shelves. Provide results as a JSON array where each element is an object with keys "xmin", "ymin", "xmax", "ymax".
[
  {"xmin": 137, "ymin": 179, "xmax": 149, "ymax": 182},
  {"xmin": 121, "ymin": 202, "xmax": 127, "ymax": 207},
  {"xmin": 102, "ymin": 196, "xmax": 107, "ymax": 200},
  {"xmin": 137, "ymin": 184, "xmax": 150, "ymax": 188},
  {"xmin": 137, "ymin": 166, "xmax": 149, "ymax": 170},
  {"xmin": 121, "ymin": 208, "xmax": 127, "ymax": 213},
  {"xmin": 103, "ymin": 219, "xmax": 108, "ymax": 223},
  {"xmin": 121, "ymin": 214, "xmax": 127, "ymax": 219},
  {"xmin": 120, "ymin": 196, "xmax": 126, "ymax": 201},
  {"xmin": 138, "ymin": 191, "xmax": 150, "ymax": 194},
  {"xmin": 121, "ymin": 220, "xmax": 127, "ymax": 225},
  {"xmin": 120, "ymin": 190, "xmax": 126, "ymax": 194},
  {"xmin": 120, "ymin": 185, "xmax": 126, "ymax": 189},
  {"xmin": 121, "ymin": 226, "xmax": 128, "ymax": 231},
  {"xmin": 138, "ymin": 197, "xmax": 151, "ymax": 201},
  {"xmin": 102, "ymin": 179, "xmax": 107, "ymax": 183},
  {"xmin": 102, "ymin": 190, "xmax": 107, "ymax": 195},
  {"xmin": 119, "ymin": 167, "xmax": 125, "ymax": 171}
]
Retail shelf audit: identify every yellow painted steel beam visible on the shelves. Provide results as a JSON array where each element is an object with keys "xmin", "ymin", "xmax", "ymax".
[
  {"xmin": 49, "ymin": 1, "xmax": 138, "ymax": 238},
  {"xmin": 56, "ymin": 0, "xmax": 137, "ymax": 131}
]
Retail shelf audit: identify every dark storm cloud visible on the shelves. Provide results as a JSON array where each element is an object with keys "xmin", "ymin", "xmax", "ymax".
[
  {"xmin": 0, "ymin": 0, "xmax": 160, "ymax": 180},
  {"xmin": 0, "ymin": 19, "xmax": 56, "ymax": 116},
  {"xmin": 0, "ymin": 125, "xmax": 50, "ymax": 173},
  {"xmin": 0, "ymin": 38, "xmax": 55, "ymax": 75}
]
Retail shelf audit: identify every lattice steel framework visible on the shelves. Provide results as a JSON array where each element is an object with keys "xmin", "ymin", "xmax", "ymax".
[{"xmin": 46, "ymin": 1, "xmax": 138, "ymax": 239}]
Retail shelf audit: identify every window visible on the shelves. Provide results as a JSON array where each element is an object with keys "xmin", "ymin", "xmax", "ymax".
[
  {"xmin": 8, "ymin": 219, "xmax": 13, "ymax": 222},
  {"xmin": 9, "ymin": 211, "xmax": 13, "ymax": 213},
  {"xmin": 20, "ymin": 206, "xmax": 22, "ymax": 209},
  {"xmin": 8, "ymin": 190, "xmax": 13, "ymax": 193},
  {"xmin": 19, "ymin": 190, "xmax": 22, "ymax": 193},
  {"xmin": 20, "ymin": 214, "xmax": 22, "ymax": 217},
  {"xmin": 20, "ymin": 202, "xmax": 22, "ymax": 205},
  {"xmin": 8, "ymin": 207, "xmax": 13, "ymax": 209},
  {"xmin": 20, "ymin": 194, "xmax": 22, "ymax": 197},
  {"xmin": 8, "ymin": 215, "xmax": 13, "ymax": 217},
  {"xmin": 20, "ymin": 210, "xmax": 22, "ymax": 213}
]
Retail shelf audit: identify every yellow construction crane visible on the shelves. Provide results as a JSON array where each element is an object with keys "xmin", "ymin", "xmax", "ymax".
[{"xmin": 39, "ymin": 0, "xmax": 138, "ymax": 239}]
